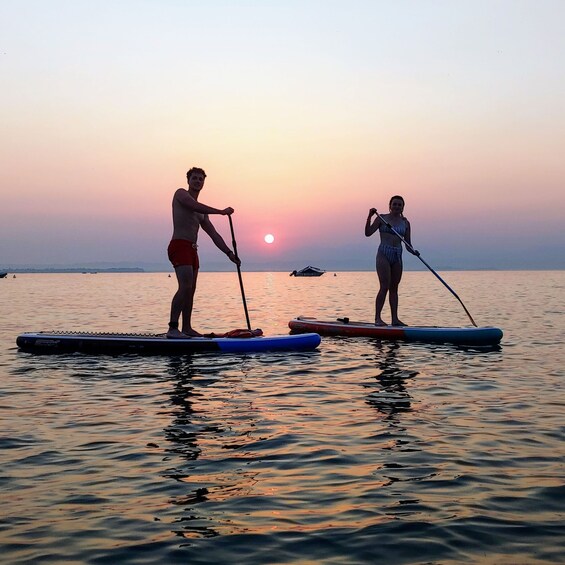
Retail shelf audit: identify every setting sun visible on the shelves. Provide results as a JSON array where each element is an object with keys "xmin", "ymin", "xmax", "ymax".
[{"xmin": 264, "ymin": 234, "xmax": 275, "ymax": 244}]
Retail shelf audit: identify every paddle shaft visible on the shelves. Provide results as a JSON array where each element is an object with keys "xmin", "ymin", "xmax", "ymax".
[
  {"xmin": 375, "ymin": 211, "xmax": 478, "ymax": 327},
  {"xmin": 228, "ymin": 215, "xmax": 252, "ymax": 331}
]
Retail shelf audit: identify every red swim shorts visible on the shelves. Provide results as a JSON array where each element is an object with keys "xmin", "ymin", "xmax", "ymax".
[{"xmin": 167, "ymin": 239, "xmax": 200, "ymax": 269}]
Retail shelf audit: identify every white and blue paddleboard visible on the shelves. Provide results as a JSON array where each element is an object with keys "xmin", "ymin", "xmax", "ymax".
[{"xmin": 16, "ymin": 330, "xmax": 321, "ymax": 355}]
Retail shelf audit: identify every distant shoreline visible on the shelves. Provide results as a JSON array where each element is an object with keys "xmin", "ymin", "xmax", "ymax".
[
  {"xmin": 1, "ymin": 268, "xmax": 145, "ymax": 274},
  {"xmin": 1, "ymin": 267, "xmax": 563, "ymax": 274}
]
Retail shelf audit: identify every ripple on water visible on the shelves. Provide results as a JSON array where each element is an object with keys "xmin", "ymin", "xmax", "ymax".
[{"xmin": 1, "ymin": 271, "xmax": 564, "ymax": 564}]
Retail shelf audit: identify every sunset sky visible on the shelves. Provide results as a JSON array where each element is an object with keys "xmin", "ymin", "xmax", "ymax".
[{"xmin": 1, "ymin": 0, "xmax": 564, "ymax": 271}]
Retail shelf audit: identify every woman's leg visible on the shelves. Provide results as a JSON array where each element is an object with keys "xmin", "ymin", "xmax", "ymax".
[
  {"xmin": 389, "ymin": 260, "xmax": 405, "ymax": 326},
  {"xmin": 375, "ymin": 254, "xmax": 391, "ymax": 325}
]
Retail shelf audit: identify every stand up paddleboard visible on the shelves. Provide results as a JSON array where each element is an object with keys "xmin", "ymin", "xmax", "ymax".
[
  {"xmin": 16, "ymin": 331, "xmax": 321, "ymax": 355},
  {"xmin": 289, "ymin": 317, "xmax": 502, "ymax": 346}
]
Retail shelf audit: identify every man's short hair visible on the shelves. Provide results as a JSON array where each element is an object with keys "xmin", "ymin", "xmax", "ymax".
[{"xmin": 187, "ymin": 167, "xmax": 207, "ymax": 182}]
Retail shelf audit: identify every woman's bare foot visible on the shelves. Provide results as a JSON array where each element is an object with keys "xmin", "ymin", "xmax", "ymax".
[
  {"xmin": 391, "ymin": 319, "xmax": 407, "ymax": 327},
  {"xmin": 375, "ymin": 319, "xmax": 388, "ymax": 327}
]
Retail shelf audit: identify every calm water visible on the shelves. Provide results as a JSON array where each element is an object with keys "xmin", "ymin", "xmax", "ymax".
[{"xmin": 1, "ymin": 271, "xmax": 564, "ymax": 564}]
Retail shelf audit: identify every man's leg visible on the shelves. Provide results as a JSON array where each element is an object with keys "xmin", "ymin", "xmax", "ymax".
[
  {"xmin": 180, "ymin": 268, "xmax": 200, "ymax": 337},
  {"xmin": 167, "ymin": 265, "xmax": 194, "ymax": 338}
]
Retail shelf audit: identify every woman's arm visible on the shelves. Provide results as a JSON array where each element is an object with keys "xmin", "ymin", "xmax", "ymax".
[
  {"xmin": 404, "ymin": 220, "xmax": 420, "ymax": 255},
  {"xmin": 365, "ymin": 208, "xmax": 380, "ymax": 237}
]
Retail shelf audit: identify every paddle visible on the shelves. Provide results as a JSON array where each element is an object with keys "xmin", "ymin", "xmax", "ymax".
[
  {"xmin": 375, "ymin": 211, "xmax": 478, "ymax": 327},
  {"xmin": 228, "ymin": 214, "xmax": 252, "ymax": 331}
]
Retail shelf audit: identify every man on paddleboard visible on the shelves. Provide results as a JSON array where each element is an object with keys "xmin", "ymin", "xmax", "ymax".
[{"xmin": 167, "ymin": 167, "xmax": 240, "ymax": 338}]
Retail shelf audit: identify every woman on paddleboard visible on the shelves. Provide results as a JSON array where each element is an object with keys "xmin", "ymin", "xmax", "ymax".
[{"xmin": 365, "ymin": 195, "xmax": 419, "ymax": 326}]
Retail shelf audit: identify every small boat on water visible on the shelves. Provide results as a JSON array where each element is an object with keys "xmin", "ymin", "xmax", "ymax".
[
  {"xmin": 290, "ymin": 266, "xmax": 326, "ymax": 277},
  {"xmin": 0, "ymin": 272, "xmax": 8, "ymax": 279}
]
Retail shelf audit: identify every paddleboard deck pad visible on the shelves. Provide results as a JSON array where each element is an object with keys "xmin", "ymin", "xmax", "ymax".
[
  {"xmin": 289, "ymin": 316, "xmax": 502, "ymax": 345},
  {"xmin": 16, "ymin": 331, "xmax": 321, "ymax": 355}
]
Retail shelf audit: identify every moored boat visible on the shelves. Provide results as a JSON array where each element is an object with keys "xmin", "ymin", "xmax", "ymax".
[{"xmin": 290, "ymin": 266, "xmax": 325, "ymax": 277}]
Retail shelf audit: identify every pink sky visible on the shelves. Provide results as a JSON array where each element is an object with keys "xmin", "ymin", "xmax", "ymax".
[{"xmin": 1, "ymin": 1, "xmax": 564, "ymax": 270}]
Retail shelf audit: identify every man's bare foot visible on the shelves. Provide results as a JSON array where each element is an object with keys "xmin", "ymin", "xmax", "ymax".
[
  {"xmin": 181, "ymin": 328, "xmax": 202, "ymax": 337},
  {"xmin": 392, "ymin": 320, "xmax": 407, "ymax": 327},
  {"xmin": 166, "ymin": 327, "xmax": 187, "ymax": 339},
  {"xmin": 375, "ymin": 319, "xmax": 388, "ymax": 327}
]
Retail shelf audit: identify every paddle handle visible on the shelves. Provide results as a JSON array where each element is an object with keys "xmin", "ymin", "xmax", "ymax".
[
  {"xmin": 228, "ymin": 215, "xmax": 252, "ymax": 331},
  {"xmin": 374, "ymin": 211, "xmax": 478, "ymax": 327}
]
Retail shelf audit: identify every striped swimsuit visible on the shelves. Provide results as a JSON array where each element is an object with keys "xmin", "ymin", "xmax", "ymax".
[{"xmin": 378, "ymin": 220, "xmax": 406, "ymax": 265}]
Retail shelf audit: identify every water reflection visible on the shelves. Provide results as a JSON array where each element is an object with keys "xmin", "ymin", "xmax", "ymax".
[
  {"xmin": 363, "ymin": 343, "xmax": 432, "ymax": 517},
  {"xmin": 163, "ymin": 357, "xmax": 202, "ymax": 463},
  {"xmin": 364, "ymin": 341, "xmax": 418, "ymax": 419},
  {"xmin": 163, "ymin": 356, "xmax": 261, "ymax": 542},
  {"xmin": 162, "ymin": 357, "xmax": 219, "ymax": 541}
]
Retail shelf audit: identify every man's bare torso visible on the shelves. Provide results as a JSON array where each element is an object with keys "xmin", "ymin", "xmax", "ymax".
[{"xmin": 171, "ymin": 188, "xmax": 206, "ymax": 242}]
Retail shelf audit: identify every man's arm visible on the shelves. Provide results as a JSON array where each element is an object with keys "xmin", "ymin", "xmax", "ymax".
[
  {"xmin": 176, "ymin": 189, "xmax": 234, "ymax": 216},
  {"xmin": 200, "ymin": 215, "xmax": 241, "ymax": 265}
]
